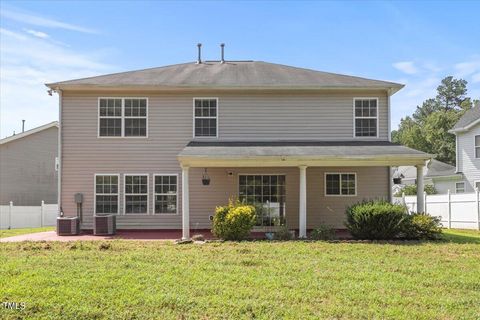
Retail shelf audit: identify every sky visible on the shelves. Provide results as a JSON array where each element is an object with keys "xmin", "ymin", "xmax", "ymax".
[{"xmin": 1, "ymin": 0, "xmax": 479, "ymax": 137}]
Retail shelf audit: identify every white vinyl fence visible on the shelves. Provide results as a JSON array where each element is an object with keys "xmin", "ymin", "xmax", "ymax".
[
  {"xmin": 393, "ymin": 190, "xmax": 480, "ymax": 230},
  {"xmin": 0, "ymin": 201, "xmax": 58, "ymax": 229}
]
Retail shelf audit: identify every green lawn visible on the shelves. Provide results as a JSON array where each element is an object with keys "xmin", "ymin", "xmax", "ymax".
[
  {"xmin": 0, "ymin": 227, "xmax": 54, "ymax": 239},
  {"xmin": 1, "ymin": 230, "xmax": 479, "ymax": 319}
]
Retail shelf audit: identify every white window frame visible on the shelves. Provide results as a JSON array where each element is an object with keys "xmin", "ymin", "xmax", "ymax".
[
  {"xmin": 98, "ymin": 97, "xmax": 148, "ymax": 138},
  {"xmin": 324, "ymin": 172, "xmax": 358, "ymax": 197},
  {"xmin": 353, "ymin": 97, "xmax": 379, "ymax": 138},
  {"xmin": 455, "ymin": 181, "xmax": 466, "ymax": 194},
  {"xmin": 475, "ymin": 135, "xmax": 480, "ymax": 159},
  {"xmin": 193, "ymin": 97, "xmax": 219, "ymax": 139},
  {"xmin": 98, "ymin": 98, "xmax": 123, "ymax": 138},
  {"xmin": 94, "ymin": 174, "xmax": 120, "ymax": 215},
  {"xmin": 153, "ymin": 173, "xmax": 179, "ymax": 215},
  {"xmin": 237, "ymin": 173, "xmax": 287, "ymax": 227},
  {"xmin": 123, "ymin": 174, "xmax": 149, "ymax": 215}
]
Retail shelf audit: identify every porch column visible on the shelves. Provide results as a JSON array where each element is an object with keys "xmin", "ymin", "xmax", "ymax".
[
  {"xmin": 416, "ymin": 164, "xmax": 424, "ymax": 213},
  {"xmin": 182, "ymin": 166, "xmax": 190, "ymax": 240},
  {"xmin": 299, "ymin": 165, "xmax": 307, "ymax": 238}
]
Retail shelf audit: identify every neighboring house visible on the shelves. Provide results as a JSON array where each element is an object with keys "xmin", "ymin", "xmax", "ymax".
[
  {"xmin": 392, "ymin": 159, "xmax": 462, "ymax": 195},
  {"xmin": 449, "ymin": 103, "xmax": 480, "ymax": 193},
  {"xmin": 46, "ymin": 55, "xmax": 431, "ymax": 238},
  {"xmin": 0, "ymin": 122, "xmax": 58, "ymax": 205}
]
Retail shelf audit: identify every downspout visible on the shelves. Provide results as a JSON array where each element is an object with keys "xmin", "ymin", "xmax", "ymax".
[
  {"xmin": 57, "ymin": 88, "xmax": 63, "ymax": 216},
  {"xmin": 387, "ymin": 89, "xmax": 393, "ymax": 201}
]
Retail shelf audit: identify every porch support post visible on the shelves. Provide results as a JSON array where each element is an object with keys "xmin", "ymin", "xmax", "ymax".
[
  {"xmin": 182, "ymin": 166, "xmax": 190, "ymax": 240},
  {"xmin": 416, "ymin": 164, "xmax": 425, "ymax": 213},
  {"xmin": 299, "ymin": 165, "xmax": 307, "ymax": 238}
]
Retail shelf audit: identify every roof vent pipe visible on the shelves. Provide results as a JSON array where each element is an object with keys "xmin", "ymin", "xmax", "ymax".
[
  {"xmin": 22, "ymin": 120, "xmax": 25, "ymax": 133},
  {"xmin": 220, "ymin": 43, "xmax": 225, "ymax": 64},
  {"xmin": 196, "ymin": 43, "xmax": 202, "ymax": 64}
]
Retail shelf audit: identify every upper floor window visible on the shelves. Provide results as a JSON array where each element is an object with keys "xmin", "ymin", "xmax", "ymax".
[
  {"xmin": 194, "ymin": 98, "xmax": 217, "ymax": 137},
  {"xmin": 98, "ymin": 98, "xmax": 147, "ymax": 137},
  {"xmin": 354, "ymin": 98, "xmax": 378, "ymax": 137},
  {"xmin": 475, "ymin": 135, "xmax": 480, "ymax": 158}
]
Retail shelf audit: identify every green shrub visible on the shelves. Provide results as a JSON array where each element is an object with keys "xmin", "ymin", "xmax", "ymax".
[
  {"xmin": 309, "ymin": 224, "xmax": 337, "ymax": 240},
  {"xmin": 212, "ymin": 200, "xmax": 256, "ymax": 241},
  {"xmin": 345, "ymin": 200, "xmax": 409, "ymax": 240},
  {"xmin": 394, "ymin": 184, "xmax": 437, "ymax": 197},
  {"xmin": 402, "ymin": 213, "xmax": 442, "ymax": 240},
  {"xmin": 273, "ymin": 225, "xmax": 293, "ymax": 240}
]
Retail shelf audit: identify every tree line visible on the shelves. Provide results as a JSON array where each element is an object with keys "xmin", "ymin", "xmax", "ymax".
[{"xmin": 392, "ymin": 76, "xmax": 479, "ymax": 165}]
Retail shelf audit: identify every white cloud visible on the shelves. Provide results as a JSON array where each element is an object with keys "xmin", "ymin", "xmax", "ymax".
[
  {"xmin": 0, "ymin": 28, "xmax": 113, "ymax": 137},
  {"xmin": 390, "ymin": 56, "xmax": 480, "ymax": 130},
  {"xmin": 393, "ymin": 61, "xmax": 418, "ymax": 75},
  {"xmin": 454, "ymin": 56, "xmax": 480, "ymax": 78},
  {"xmin": 24, "ymin": 29, "xmax": 49, "ymax": 39},
  {"xmin": 1, "ymin": 8, "xmax": 97, "ymax": 34}
]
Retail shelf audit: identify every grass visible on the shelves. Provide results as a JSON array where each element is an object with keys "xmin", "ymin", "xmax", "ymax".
[
  {"xmin": 1, "ymin": 229, "xmax": 479, "ymax": 319},
  {"xmin": 442, "ymin": 228, "xmax": 480, "ymax": 244},
  {"xmin": 0, "ymin": 227, "xmax": 54, "ymax": 239}
]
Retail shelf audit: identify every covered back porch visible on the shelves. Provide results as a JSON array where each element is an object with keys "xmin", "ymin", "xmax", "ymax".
[{"xmin": 178, "ymin": 141, "xmax": 432, "ymax": 240}]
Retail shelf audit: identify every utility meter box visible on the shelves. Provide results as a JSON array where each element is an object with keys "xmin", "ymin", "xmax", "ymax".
[{"xmin": 74, "ymin": 193, "xmax": 83, "ymax": 204}]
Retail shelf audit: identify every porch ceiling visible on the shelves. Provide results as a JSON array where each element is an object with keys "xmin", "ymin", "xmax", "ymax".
[{"xmin": 177, "ymin": 141, "xmax": 433, "ymax": 167}]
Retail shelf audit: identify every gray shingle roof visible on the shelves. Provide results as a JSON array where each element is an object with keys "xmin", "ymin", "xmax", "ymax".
[
  {"xmin": 425, "ymin": 159, "xmax": 458, "ymax": 177},
  {"xmin": 451, "ymin": 104, "xmax": 480, "ymax": 131},
  {"xmin": 178, "ymin": 141, "xmax": 430, "ymax": 159},
  {"xmin": 46, "ymin": 61, "xmax": 403, "ymax": 91}
]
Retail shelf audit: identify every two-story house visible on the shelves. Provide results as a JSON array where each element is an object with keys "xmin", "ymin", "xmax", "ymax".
[
  {"xmin": 46, "ymin": 54, "xmax": 431, "ymax": 239},
  {"xmin": 449, "ymin": 103, "xmax": 480, "ymax": 193},
  {"xmin": 0, "ymin": 121, "xmax": 58, "ymax": 206}
]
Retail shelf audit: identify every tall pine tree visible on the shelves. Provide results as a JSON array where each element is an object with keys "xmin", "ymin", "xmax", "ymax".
[{"xmin": 392, "ymin": 76, "xmax": 477, "ymax": 165}]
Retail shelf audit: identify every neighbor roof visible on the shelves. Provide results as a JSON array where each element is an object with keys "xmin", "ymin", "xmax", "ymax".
[
  {"xmin": 425, "ymin": 159, "xmax": 459, "ymax": 178},
  {"xmin": 178, "ymin": 140, "xmax": 431, "ymax": 161},
  {"xmin": 0, "ymin": 121, "xmax": 58, "ymax": 145},
  {"xmin": 450, "ymin": 104, "xmax": 480, "ymax": 133},
  {"xmin": 46, "ymin": 61, "xmax": 404, "ymax": 93}
]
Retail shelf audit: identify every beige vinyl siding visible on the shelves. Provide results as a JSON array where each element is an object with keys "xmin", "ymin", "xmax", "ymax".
[
  {"xmin": 457, "ymin": 123, "xmax": 480, "ymax": 192},
  {"xmin": 0, "ymin": 127, "xmax": 58, "ymax": 205},
  {"xmin": 189, "ymin": 166, "xmax": 388, "ymax": 230},
  {"xmin": 61, "ymin": 90, "xmax": 389, "ymax": 229}
]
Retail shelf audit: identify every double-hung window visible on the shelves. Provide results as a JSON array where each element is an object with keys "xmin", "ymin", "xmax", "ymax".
[
  {"xmin": 99, "ymin": 99, "xmax": 122, "ymax": 136},
  {"xmin": 124, "ymin": 175, "xmax": 148, "ymax": 214},
  {"xmin": 325, "ymin": 173, "xmax": 357, "ymax": 196},
  {"xmin": 95, "ymin": 175, "xmax": 119, "ymax": 215},
  {"xmin": 194, "ymin": 98, "xmax": 217, "ymax": 137},
  {"xmin": 475, "ymin": 135, "xmax": 480, "ymax": 158},
  {"xmin": 124, "ymin": 99, "xmax": 147, "ymax": 136},
  {"xmin": 154, "ymin": 175, "xmax": 178, "ymax": 214},
  {"xmin": 455, "ymin": 182, "xmax": 465, "ymax": 194},
  {"xmin": 354, "ymin": 98, "xmax": 378, "ymax": 137},
  {"xmin": 99, "ymin": 98, "xmax": 147, "ymax": 137}
]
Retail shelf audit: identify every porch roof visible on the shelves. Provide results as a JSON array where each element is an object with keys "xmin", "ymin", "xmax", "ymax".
[{"xmin": 178, "ymin": 141, "xmax": 433, "ymax": 167}]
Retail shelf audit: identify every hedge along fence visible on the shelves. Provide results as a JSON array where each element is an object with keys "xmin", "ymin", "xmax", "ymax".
[
  {"xmin": 393, "ymin": 189, "xmax": 480, "ymax": 230},
  {"xmin": 0, "ymin": 201, "xmax": 58, "ymax": 229}
]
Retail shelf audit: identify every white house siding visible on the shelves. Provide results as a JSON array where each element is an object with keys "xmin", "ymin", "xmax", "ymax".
[
  {"xmin": 60, "ymin": 90, "xmax": 390, "ymax": 229},
  {"xmin": 457, "ymin": 123, "xmax": 480, "ymax": 192},
  {"xmin": 0, "ymin": 127, "xmax": 58, "ymax": 205}
]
